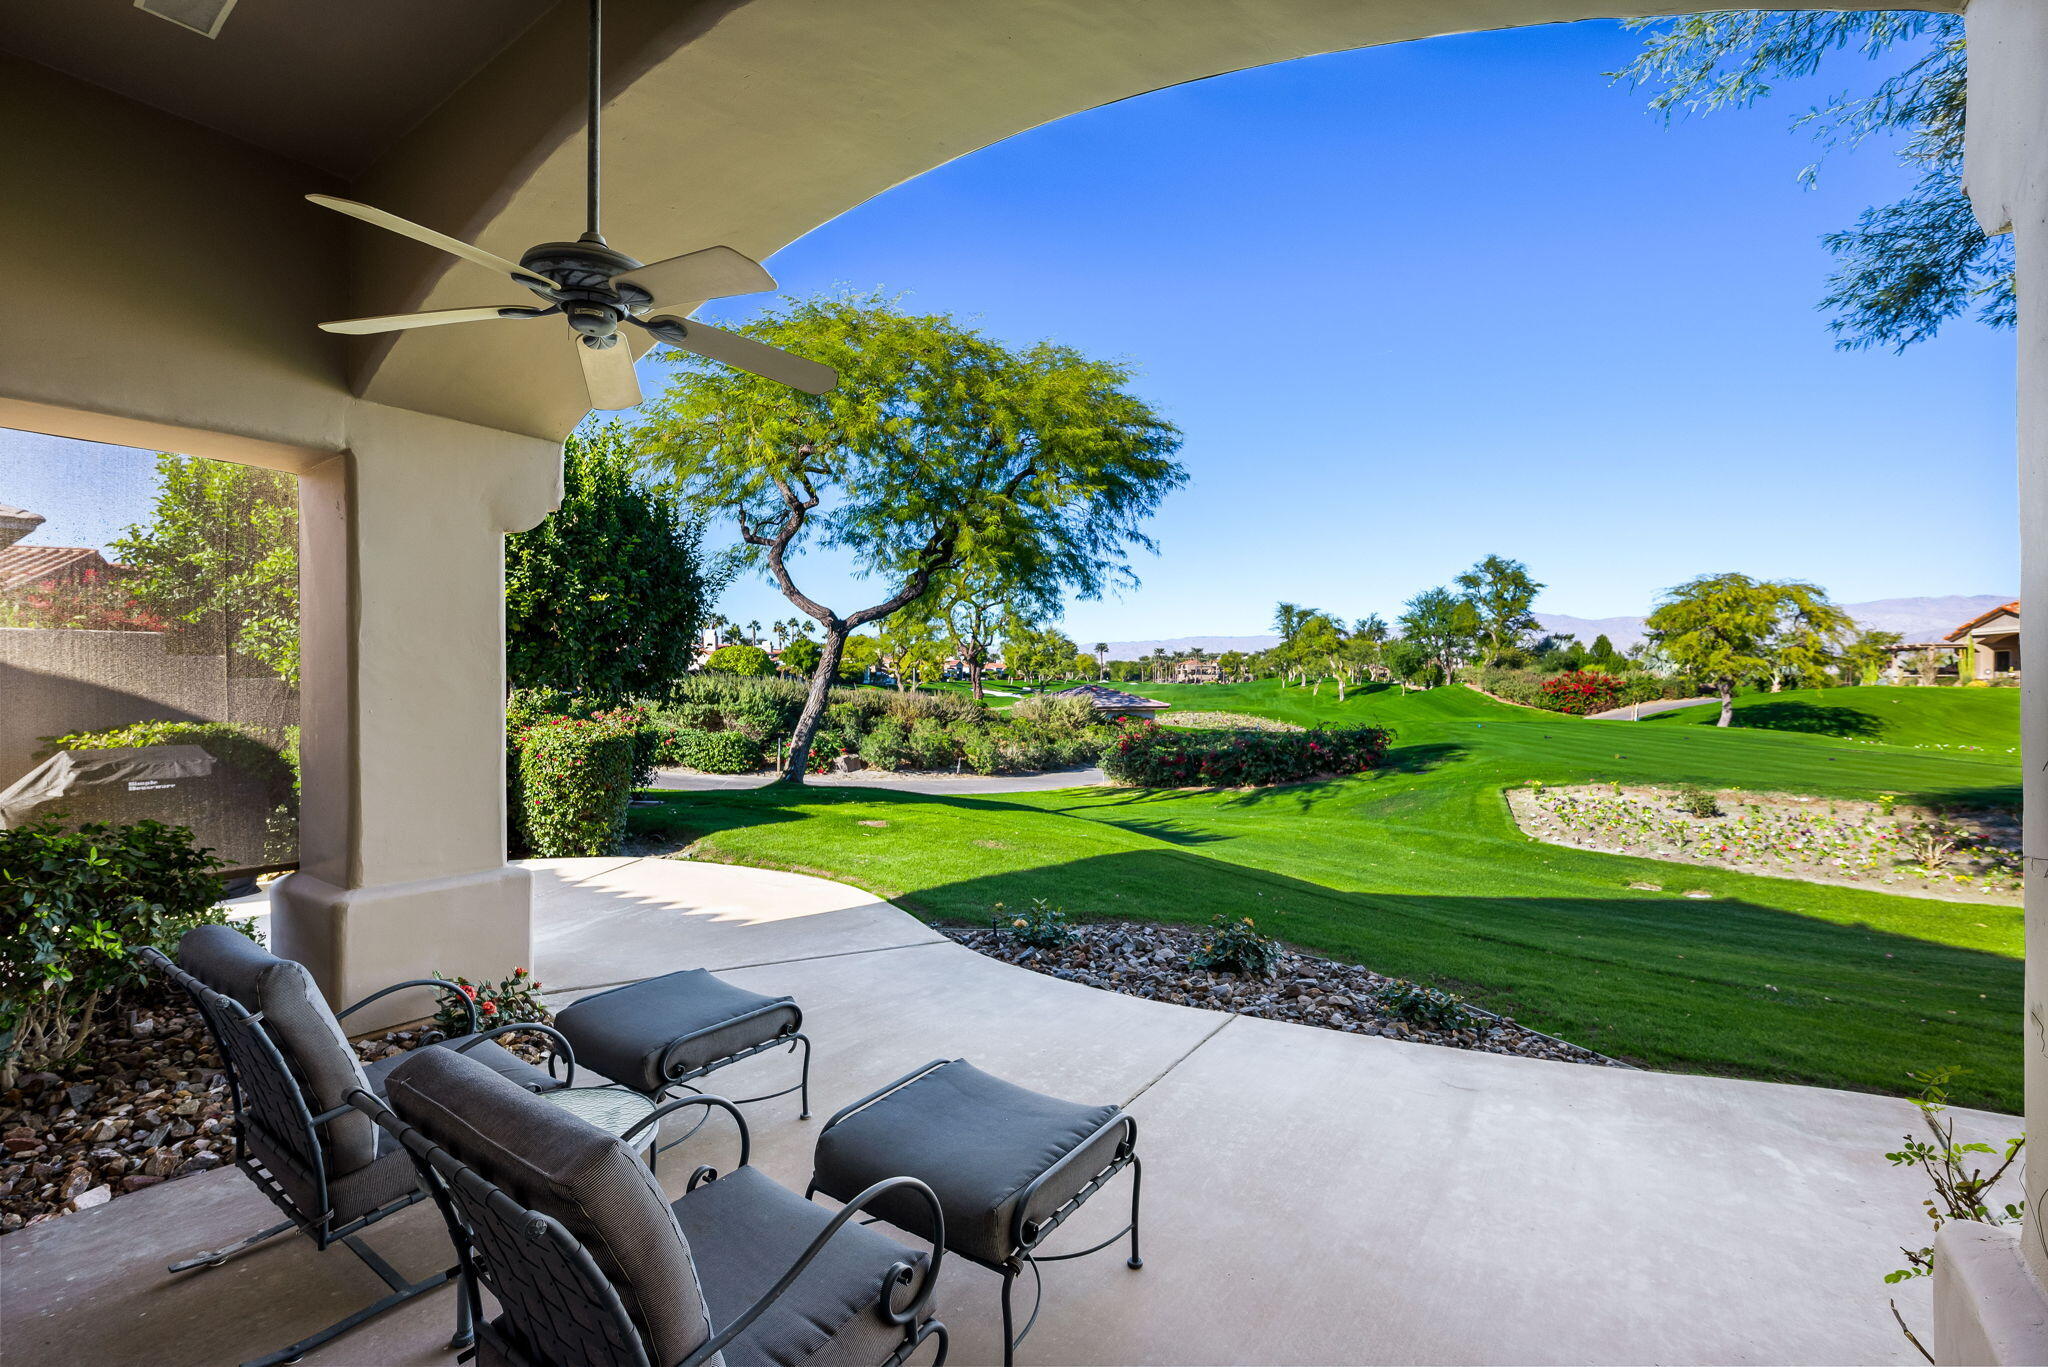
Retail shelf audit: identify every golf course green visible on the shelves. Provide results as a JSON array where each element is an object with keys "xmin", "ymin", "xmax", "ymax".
[{"xmin": 631, "ymin": 681, "xmax": 2023, "ymax": 1111}]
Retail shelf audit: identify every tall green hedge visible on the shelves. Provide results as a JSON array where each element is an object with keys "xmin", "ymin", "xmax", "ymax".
[{"xmin": 514, "ymin": 718, "xmax": 636, "ymax": 857}]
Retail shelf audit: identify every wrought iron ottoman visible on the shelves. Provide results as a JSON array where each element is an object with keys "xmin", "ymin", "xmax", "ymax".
[
  {"xmin": 808, "ymin": 1058, "xmax": 1142, "ymax": 1365},
  {"xmin": 555, "ymin": 967, "xmax": 812, "ymax": 1122}
]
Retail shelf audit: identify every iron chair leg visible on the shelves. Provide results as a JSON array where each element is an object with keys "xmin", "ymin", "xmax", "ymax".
[
  {"xmin": 999, "ymin": 1264, "xmax": 1019, "ymax": 1367},
  {"xmin": 795, "ymin": 1033, "xmax": 812, "ymax": 1120},
  {"xmin": 1126, "ymin": 1154, "xmax": 1144, "ymax": 1270},
  {"xmin": 235, "ymin": 1236, "xmax": 456, "ymax": 1367},
  {"xmin": 167, "ymin": 1216, "xmax": 298, "ymax": 1273}
]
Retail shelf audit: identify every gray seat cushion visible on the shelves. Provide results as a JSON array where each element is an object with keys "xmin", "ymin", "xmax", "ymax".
[
  {"xmin": 811, "ymin": 1060, "xmax": 1123, "ymax": 1266},
  {"xmin": 383, "ymin": 1046, "xmax": 713, "ymax": 1367},
  {"xmin": 363, "ymin": 1037, "xmax": 565, "ymax": 1096},
  {"xmin": 556, "ymin": 969, "xmax": 800, "ymax": 1094},
  {"xmin": 675, "ymin": 1165, "xmax": 930, "ymax": 1367}
]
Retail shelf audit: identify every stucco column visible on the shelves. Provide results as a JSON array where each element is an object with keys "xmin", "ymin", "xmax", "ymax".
[
  {"xmin": 270, "ymin": 400, "xmax": 562, "ymax": 1030},
  {"xmin": 1933, "ymin": 1, "xmax": 2048, "ymax": 1362}
]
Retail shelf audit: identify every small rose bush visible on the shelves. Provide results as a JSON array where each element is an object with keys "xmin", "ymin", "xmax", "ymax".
[
  {"xmin": 432, "ymin": 966, "xmax": 551, "ymax": 1039},
  {"xmin": 1188, "ymin": 915, "xmax": 1282, "ymax": 977},
  {"xmin": 994, "ymin": 899, "xmax": 1073, "ymax": 949}
]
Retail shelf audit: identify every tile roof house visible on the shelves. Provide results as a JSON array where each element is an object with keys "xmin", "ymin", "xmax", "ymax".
[
  {"xmin": 0, "ymin": 503, "xmax": 45, "ymax": 549},
  {"xmin": 1946, "ymin": 601, "xmax": 2021, "ymax": 680},
  {"xmin": 0, "ymin": 543, "xmax": 124, "ymax": 593}
]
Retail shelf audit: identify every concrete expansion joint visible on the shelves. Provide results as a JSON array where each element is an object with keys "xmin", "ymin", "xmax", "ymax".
[
  {"xmin": 548, "ymin": 934, "xmax": 954, "ymax": 997},
  {"xmin": 1122, "ymin": 1012, "xmax": 1238, "ymax": 1109}
]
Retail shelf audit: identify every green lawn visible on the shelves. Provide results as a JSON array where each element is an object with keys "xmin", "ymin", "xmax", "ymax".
[
  {"xmin": 1641, "ymin": 683, "xmax": 2022, "ymax": 756},
  {"xmin": 632, "ymin": 681, "xmax": 2024, "ymax": 1112}
]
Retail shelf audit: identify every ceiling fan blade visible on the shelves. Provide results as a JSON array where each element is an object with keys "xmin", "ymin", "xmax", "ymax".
[
  {"xmin": 640, "ymin": 316, "xmax": 837, "ymax": 395},
  {"xmin": 306, "ymin": 194, "xmax": 558, "ymax": 290},
  {"xmin": 317, "ymin": 305, "xmax": 552, "ymax": 336},
  {"xmin": 613, "ymin": 246, "xmax": 774, "ymax": 306},
  {"xmin": 576, "ymin": 336, "xmax": 643, "ymax": 411}
]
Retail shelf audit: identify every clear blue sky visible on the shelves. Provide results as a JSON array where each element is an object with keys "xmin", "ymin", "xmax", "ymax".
[{"xmin": 3, "ymin": 20, "xmax": 2015, "ymax": 644}]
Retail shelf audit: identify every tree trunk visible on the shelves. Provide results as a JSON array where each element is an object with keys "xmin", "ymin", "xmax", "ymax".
[
  {"xmin": 968, "ymin": 655, "xmax": 984, "ymax": 700},
  {"xmin": 782, "ymin": 623, "xmax": 847, "ymax": 782},
  {"xmin": 1716, "ymin": 682, "xmax": 1734, "ymax": 728}
]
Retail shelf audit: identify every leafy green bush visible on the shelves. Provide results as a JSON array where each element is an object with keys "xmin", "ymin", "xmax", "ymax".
[
  {"xmin": 995, "ymin": 899, "xmax": 1073, "ymax": 949},
  {"xmin": 666, "ymin": 728, "xmax": 762, "ymax": 774},
  {"xmin": 1102, "ymin": 721, "xmax": 1391, "ymax": 787},
  {"xmin": 703, "ymin": 644, "xmax": 775, "ymax": 677},
  {"xmin": 1, "ymin": 818, "xmax": 231, "ymax": 1085},
  {"xmin": 1188, "ymin": 915, "xmax": 1281, "ymax": 978},
  {"xmin": 515, "ymin": 717, "xmax": 636, "ymax": 857},
  {"xmin": 1006, "ymin": 694, "xmax": 1095, "ymax": 730},
  {"xmin": 960, "ymin": 732, "xmax": 1002, "ymax": 775},
  {"xmin": 1375, "ymin": 980, "xmax": 1478, "ymax": 1031},
  {"xmin": 858, "ymin": 719, "xmax": 912, "ymax": 771}
]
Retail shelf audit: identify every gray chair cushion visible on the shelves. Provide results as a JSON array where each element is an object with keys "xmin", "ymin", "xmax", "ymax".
[
  {"xmin": 179, "ymin": 924, "xmax": 381, "ymax": 1180},
  {"xmin": 811, "ymin": 1060, "xmax": 1123, "ymax": 1266},
  {"xmin": 363, "ymin": 1038, "xmax": 565, "ymax": 1096},
  {"xmin": 674, "ymin": 1165, "xmax": 929, "ymax": 1367},
  {"xmin": 383, "ymin": 1046, "xmax": 713, "ymax": 1367},
  {"xmin": 556, "ymin": 969, "xmax": 800, "ymax": 1094}
]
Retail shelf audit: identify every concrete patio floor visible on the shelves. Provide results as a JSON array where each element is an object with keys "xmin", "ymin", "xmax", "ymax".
[{"xmin": 1, "ymin": 854, "xmax": 2006, "ymax": 1365}]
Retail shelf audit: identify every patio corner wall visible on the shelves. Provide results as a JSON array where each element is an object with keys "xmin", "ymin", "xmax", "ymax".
[{"xmin": 1938, "ymin": 1, "xmax": 2048, "ymax": 1361}]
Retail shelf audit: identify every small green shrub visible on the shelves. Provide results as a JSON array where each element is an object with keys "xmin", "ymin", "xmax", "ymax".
[
  {"xmin": 1102, "ymin": 721, "xmax": 1391, "ymax": 787},
  {"xmin": 1673, "ymin": 785, "xmax": 1723, "ymax": 819},
  {"xmin": 1188, "ymin": 915, "xmax": 1281, "ymax": 978},
  {"xmin": 670, "ymin": 728, "xmax": 762, "ymax": 774},
  {"xmin": 0, "ymin": 818, "xmax": 230, "ymax": 1085},
  {"xmin": 858, "ymin": 719, "xmax": 911, "ymax": 771},
  {"xmin": 1375, "ymin": 980, "xmax": 1478, "ymax": 1031},
  {"xmin": 431, "ymin": 966, "xmax": 551, "ymax": 1039},
  {"xmin": 703, "ymin": 644, "xmax": 775, "ymax": 677},
  {"xmin": 516, "ymin": 717, "xmax": 636, "ymax": 857},
  {"xmin": 960, "ymin": 732, "xmax": 1001, "ymax": 775},
  {"xmin": 996, "ymin": 899, "xmax": 1073, "ymax": 949},
  {"xmin": 908, "ymin": 717, "xmax": 955, "ymax": 770}
]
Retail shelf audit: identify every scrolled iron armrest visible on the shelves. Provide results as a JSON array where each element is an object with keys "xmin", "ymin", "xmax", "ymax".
[
  {"xmin": 655, "ymin": 999, "xmax": 803, "ymax": 1084},
  {"xmin": 677, "ymin": 1176, "xmax": 946, "ymax": 1367},
  {"xmin": 619, "ymin": 1094, "xmax": 750, "ymax": 1171},
  {"xmin": 1014, "ymin": 1111, "xmax": 1138, "ymax": 1250},
  {"xmin": 451, "ymin": 1021, "xmax": 577, "ymax": 1087},
  {"xmin": 336, "ymin": 978, "xmax": 479, "ymax": 1036}
]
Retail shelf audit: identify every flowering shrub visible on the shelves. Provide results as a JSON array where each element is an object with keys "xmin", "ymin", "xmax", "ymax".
[
  {"xmin": 1540, "ymin": 670, "xmax": 1624, "ymax": 715},
  {"xmin": 4, "ymin": 568, "xmax": 168, "ymax": 632},
  {"xmin": 1188, "ymin": 915, "xmax": 1281, "ymax": 977},
  {"xmin": 1375, "ymin": 980, "xmax": 1479, "ymax": 1031},
  {"xmin": 431, "ymin": 966, "xmax": 552, "ymax": 1039},
  {"xmin": 1101, "ymin": 720, "xmax": 1391, "ymax": 787},
  {"xmin": 514, "ymin": 715, "xmax": 637, "ymax": 856},
  {"xmin": 995, "ymin": 899, "xmax": 1073, "ymax": 949}
]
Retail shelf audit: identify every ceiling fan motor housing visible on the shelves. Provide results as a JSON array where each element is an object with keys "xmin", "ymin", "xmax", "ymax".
[{"xmin": 520, "ymin": 236, "xmax": 647, "ymax": 344}]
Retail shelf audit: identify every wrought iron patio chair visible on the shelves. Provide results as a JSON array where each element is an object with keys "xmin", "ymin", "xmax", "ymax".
[
  {"xmin": 355, "ymin": 1044, "xmax": 949, "ymax": 1367},
  {"xmin": 141, "ymin": 925, "xmax": 577, "ymax": 1366}
]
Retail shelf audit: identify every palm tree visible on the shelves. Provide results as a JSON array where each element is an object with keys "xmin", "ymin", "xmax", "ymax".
[{"xmin": 1094, "ymin": 641, "xmax": 1108, "ymax": 680}]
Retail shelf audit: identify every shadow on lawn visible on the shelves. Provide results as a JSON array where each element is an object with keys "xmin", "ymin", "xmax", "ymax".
[
  {"xmin": 899, "ymin": 848, "xmax": 2023, "ymax": 1113},
  {"xmin": 1728, "ymin": 701, "xmax": 1884, "ymax": 740}
]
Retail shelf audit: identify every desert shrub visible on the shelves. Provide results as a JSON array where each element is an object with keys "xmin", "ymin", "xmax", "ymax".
[
  {"xmin": 515, "ymin": 716, "xmax": 636, "ymax": 857},
  {"xmin": 883, "ymin": 691, "xmax": 984, "ymax": 726},
  {"xmin": 858, "ymin": 719, "xmax": 912, "ymax": 771},
  {"xmin": 1673, "ymin": 785, "xmax": 1723, "ymax": 818},
  {"xmin": 998, "ymin": 732, "xmax": 1058, "ymax": 773},
  {"xmin": 1, "ymin": 818, "xmax": 231, "ymax": 1085},
  {"xmin": 995, "ymin": 899, "xmax": 1073, "ymax": 949},
  {"xmin": 1101, "ymin": 721, "xmax": 1391, "ymax": 787},
  {"xmin": 907, "ymin": 718, "xmax": 956, "ymax": 770},
  {"xmin": 1009, "ymin": 694, "xmax": 1095, "ymax": 731},
  {"xmin": 1375, "ymin": 980, "xmax": 1479, "ymax": 1031},
  {"xmin": 431, "ymin": 966, "xmax": 551, "ymax": 1039},
  {"xmin": 1188, "ymin": 915, "xmax": 1281, "ymax": 978},
  {"xmin": 669, "ymin": 728, "xmax": 762, "ymax": 775},
  {"xmin": 960, "ymin": 731, "xmax": 1002, "ymax": 775}
]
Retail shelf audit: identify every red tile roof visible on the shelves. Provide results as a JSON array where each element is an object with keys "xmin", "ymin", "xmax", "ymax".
[
  {"xmin": 0, "ymin": 545, "xmax": 119, "ymax": 592},
  {"xmin": 1945, "ymin": 601, "xmax": 2020, "ymax": 642}
]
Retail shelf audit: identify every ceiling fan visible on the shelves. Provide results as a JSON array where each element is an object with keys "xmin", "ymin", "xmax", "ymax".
[{"xmin": 307, "ymin": 0, "xmax": 834, "ymax": 409}]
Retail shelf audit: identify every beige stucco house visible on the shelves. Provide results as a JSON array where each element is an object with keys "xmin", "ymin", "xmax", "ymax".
[{"xmin": 1948, "ymin": 600, "xmax": 2023, "ymax": 680}]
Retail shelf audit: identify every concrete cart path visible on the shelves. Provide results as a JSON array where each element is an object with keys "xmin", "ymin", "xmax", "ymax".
[
  {"xmin": 1586, "ymin": 695, "xmax": 1719, "ymax": 720},
  {"xmin": 4, "ymin": 855, "xmax": 1994, "ymax": 1366}
]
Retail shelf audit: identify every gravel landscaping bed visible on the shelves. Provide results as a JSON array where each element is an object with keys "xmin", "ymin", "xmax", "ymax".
[
  {"xmin": 1158, "ymin": 711, "xmax": 1302, "ymax": 731},
  {"xmin": 1, "ymin": 994, "xmax": 549, "ymax": 1235},
  {"xmin": 946, "ymin": 921, "xmax": 1626, "ymax": 1068},
  {"xmin": 1507, "ymin": 783, "xmax": 2023, "ymax": 903}
]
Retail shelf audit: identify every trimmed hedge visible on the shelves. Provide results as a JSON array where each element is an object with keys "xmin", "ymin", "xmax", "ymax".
[
  {"xmin": 515, "ymin": 717, "xmax": 636, "ymax": 857},
  {"xmin": 659, "ymin": 726, "xmax": 762, "ymax": 774},
  {"xmin": 1101, "ymin": 721, "xmax": 1392, "ymax": 787}
]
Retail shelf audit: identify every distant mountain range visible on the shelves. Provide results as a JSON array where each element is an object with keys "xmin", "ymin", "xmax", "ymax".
[{"xmin": 1097, "ymin": 596, "xmax": 2014, "ymax": 660}]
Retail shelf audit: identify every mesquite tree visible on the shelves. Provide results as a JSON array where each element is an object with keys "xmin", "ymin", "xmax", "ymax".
[
  {"xmin": 1646, "ymin": 573, "xmax": 1852, "ymax": 725},
  {"xmin": 637, "ymin": 294, "xmax": 1184, "ymax": 780}
]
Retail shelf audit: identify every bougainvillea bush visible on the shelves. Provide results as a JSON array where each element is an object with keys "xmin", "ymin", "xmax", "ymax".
[
  {"xmin": 513, "ymin": 715, "xmax": 637, "ymax": 856},
  {"xmin": 1101, "ymin": 720, "xmax": 1391, "ymax": 787},
  {"xmin": 1539, "ymin": 670, "xmax": 1625, "ymax": 716}
]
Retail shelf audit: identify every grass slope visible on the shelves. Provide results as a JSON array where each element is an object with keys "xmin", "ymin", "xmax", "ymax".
[
  {"xmin": 1642, "ymin": 684, "xmax": 2020, "ymax": 755},
  {"xmin": 633, "ymin": 681, "xmax": 2023, "ymax": 1111}
]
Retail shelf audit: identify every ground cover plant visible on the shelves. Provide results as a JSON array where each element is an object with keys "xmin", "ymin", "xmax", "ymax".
[{"xmin": 629, "ymin": 678, "xmax": 2023, "ymax": 1111}]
